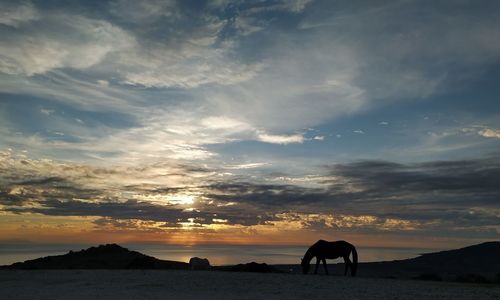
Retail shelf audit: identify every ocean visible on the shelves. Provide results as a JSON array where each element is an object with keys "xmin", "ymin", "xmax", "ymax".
[{"xmin": 0, "ymin": 243, "xmax": 438, "ymax": 266}]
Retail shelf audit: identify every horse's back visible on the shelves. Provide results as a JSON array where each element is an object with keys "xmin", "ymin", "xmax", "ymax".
[
  {"xmin": 314, "ymin": 240, "xmax": 351, "ymax": 248},
  {"xmin": 313, "ymin": 240, "xmax": 353, "ymax": 258}
]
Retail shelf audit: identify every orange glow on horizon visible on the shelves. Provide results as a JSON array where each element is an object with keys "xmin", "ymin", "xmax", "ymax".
[{"xmin": 0, "ymin": 212, "xmax": 488, "ymax": 251}]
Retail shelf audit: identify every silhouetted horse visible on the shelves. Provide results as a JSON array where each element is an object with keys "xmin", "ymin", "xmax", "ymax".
[{"xmin": 301, "ymin": 240, "xmax": 358, "ymax": 276}]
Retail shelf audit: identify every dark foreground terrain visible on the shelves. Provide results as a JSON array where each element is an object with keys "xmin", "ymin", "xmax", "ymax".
[{"xmin": 0, "ymin": 269, "xmax": 499, "ymax": 300}]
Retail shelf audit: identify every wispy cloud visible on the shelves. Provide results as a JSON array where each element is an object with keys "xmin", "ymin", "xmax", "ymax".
[
  {"xmin": 223, "ymin": 162, "xmax": 269, "ymax": 170},
  {"xmin": 0, "ymin": 13, "xmax": 133, "ymax": 76},
  {"xmin": 40, "ymin": 108, "xmax": 55, "ymax": 116},
  {"xmin": 478, "ymin": 128, "xmax": 500, "ymax": 139},
  {"xmin": 108, "ymin": 0, "xmax": 178, "ymax": 23},
  {"xmin": 256, "ymin": 132, "xmax": 304, "ymax": 144},
  {"xmin": 0, "ymin": 1, "xmax": 39, "ymax": 27}
]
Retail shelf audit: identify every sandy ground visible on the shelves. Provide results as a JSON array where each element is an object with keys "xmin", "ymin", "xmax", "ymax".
[{"xmin": 1, "ymin": 270, "xmax": 499, "ymax": 300}]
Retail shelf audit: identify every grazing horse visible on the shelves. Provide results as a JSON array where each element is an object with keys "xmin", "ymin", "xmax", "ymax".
[{"xmin": 301, "ymin": 240, "xmax": 358, "ymax": 276}]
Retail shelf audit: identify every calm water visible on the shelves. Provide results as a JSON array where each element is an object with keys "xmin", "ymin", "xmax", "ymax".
[{"xmin": 0, "ymin": 243, "xmax": 438, "ymax": 266}]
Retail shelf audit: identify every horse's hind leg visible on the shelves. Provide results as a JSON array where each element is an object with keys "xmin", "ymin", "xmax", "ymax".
[
  {"xmin": 314, "ymin": 257, "xmax": 320, "ymax": 274},
  {"xmin": 343, "ymin": 256, "xmax": 351, "ymax": 276},
  {"xmin": 322, "ymin": 259, "xmax": 328, "ymax": 275}
]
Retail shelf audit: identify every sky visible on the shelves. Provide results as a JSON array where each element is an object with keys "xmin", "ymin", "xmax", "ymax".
[{"xmin": 0, "ymin": 0, "xmax": 499, "ymax": 254}]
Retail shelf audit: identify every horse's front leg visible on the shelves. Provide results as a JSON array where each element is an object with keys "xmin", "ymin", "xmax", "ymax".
[
  {"xmin": 314, "ymin": 257, "xmax": 320, "ymax": 274},
  {"xmin": 343, "ymin": 256, "xmax": 351, "ymax": 276},
  {"xmin": 322, "ymin": 259, "xmax": 328, "ymax": 275}
]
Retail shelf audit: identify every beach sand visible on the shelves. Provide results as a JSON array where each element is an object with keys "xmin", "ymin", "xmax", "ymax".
[{"xmin": 1, "ymin": 270, "xmax": 499, "ymax": 300}]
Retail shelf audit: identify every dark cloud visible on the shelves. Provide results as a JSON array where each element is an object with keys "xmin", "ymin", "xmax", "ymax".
[
  {"xmin": 200, "ymin": 155, "xmax": 500, "ymax": 227},
  {"xmin": 1, "ymin": 154, "xmax": 499, "ymax": 232},
  {"xmin": 0, "ymin": 190, "xmax": 26, "ymax": 206},
  {"xmin": 4, "ymin": 197, "xmax": 273, "ymax": 227},
  {"xmin": 327, "ymin": 155, "xmax": 500, "ymax": 205},
  {"xmin": 204, "ymin": 182, "xmax": 329, "ymax": 207},
  {"xmin": 331, "ymin": 157, "xmax": 500, "ymax": 194}
]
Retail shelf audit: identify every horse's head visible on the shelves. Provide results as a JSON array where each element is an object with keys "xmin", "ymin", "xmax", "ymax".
[{"xmin": 300, "ymin": 258, "xmax": 310, "ymax": 274}]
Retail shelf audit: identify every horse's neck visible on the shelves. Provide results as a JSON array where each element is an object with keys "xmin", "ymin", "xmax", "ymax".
[{"xmin": 303, "ymin": 248, "xmax": 315, "ymax": 263}]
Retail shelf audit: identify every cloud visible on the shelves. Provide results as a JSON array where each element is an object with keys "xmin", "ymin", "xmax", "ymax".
[
  {"xmin": 3, "ymin": 0, "xmax": 498, "ymax": 144},
  {"xmin": 109, "ymin": 0, "xmax": 177, "ymax": 23},
  {"xmin": 223, "ymin": 162, "xmax": 269, "ymax": 170},
  {"xmin": 210, "ymin": 0, "xmax": 312, "ymax": 13},
  {"xmin": 313, "ymin": 136, "xmax": 325, "ymax": 141},
  {"xmin": 202, "ymin": 42, "xmax": 366, "ymax": 131},
  {"xmin": 378, "ymin": 121, "xmax": 389, "ymax": 125},
  {"xmin": 201, "ymin": 116, "xmax": 251, "ymax": 131},
  {"xmin": 478, "ymin": 128, "xmax": 500, "ymax": 138},
  {"xmin": 276, "ymin": 212, "xmax": 421, "ymax": 232},
  {"xmin": 300, "ymin": 1, "xmax": 500, "ymax": 103},
  {"xmin": 232, "ymin": 0, "xmax": 312, "ymax": 35},
  {"xmin": 353, "ymin": 130, "xmax": 365, "ymax": 134},
  {"xmin": 202, "ymin": 182, "xmax": 334, "ymax": 215},
  {"xmin": 0, "ymin": 1, "xmax": 39, "ymax": 27},
  {"xmin": 123, "ymin": 49, "xmax": 263, "ymax": 88},
  {"xmin": 327, "ymin": 155, "xmax": 500, "ymax": 207},
  {"xmin": 234, "ymin": 16, "xmax": 266, "ymax": 36},
  {"xmin": 0, "ymin": 13, "xmax": 134, "ymax": 76},
  {"xmin": 283, "ymin": 0, "xmax": 313, "ymax": 13},
  {"xmin": 40, "ymin": 108, "xmax": 55, "ymax": 116},
  {"xmin": 256, "ymin": 132, "xmax": 304, "ymax": 144},
  {"xmin": 200, "ymin": 1, "xmax": 500, "ymax": 133},
  {"xmin": 0, "ymin": 2, "xmax": 264, "ymax": 90},
  {"xmin": 1, "ymin": 151, "xmax": 499, "ymax": 235},
  {"xmin": 117, "ymin": 12, "xmax": 263, "ymax": 89},
  {"xmin": 96, "ymin": 80, "xmax": 109, "ymax": 87}
]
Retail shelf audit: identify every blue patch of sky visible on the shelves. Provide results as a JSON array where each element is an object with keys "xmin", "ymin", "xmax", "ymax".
[
  {"xmin": 59, "ymin": 68, "xmax": 196, "ymax": 108},
  {"xmin": 0, "ymin": 93, "xmax": 138, "ymax": 138}
]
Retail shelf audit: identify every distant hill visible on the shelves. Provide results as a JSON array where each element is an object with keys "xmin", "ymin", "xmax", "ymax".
[
  {"xmin": 1, "ymin": 244, "xmax": 188, "ymax": 270},
  {"xmin": 409, "ymin": 241, "xmax": 500, "ymax": 272},
  {"xmin": 358, "ymin": 241, "xmax": 500, "ymax": 280}
]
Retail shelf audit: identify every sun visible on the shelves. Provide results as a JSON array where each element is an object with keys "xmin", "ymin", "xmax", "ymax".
[{"xmin": 167, "ymin": 194, "xmax": 195, "ymax": 205}]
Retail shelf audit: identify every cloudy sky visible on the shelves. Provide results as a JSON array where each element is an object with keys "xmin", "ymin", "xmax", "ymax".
[{"xmin": 1, "ymin": 0, "xmax": 499, "ymax": 251}]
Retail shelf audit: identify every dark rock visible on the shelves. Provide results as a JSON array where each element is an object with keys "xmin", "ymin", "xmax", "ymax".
[{"xmin": 189, "ymin": 257, "xmax": 211, "ymax": 270}]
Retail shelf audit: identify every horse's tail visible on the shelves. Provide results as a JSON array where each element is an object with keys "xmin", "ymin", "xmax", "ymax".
[{"xmin": 350, "ymin": 244, "xmax": 358, "ymax": 276}]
